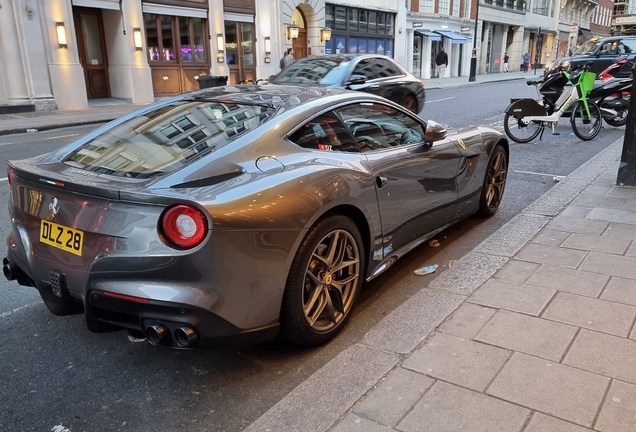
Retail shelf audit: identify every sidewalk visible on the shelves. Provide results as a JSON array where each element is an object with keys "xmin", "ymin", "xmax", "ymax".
[
  {"xmin": 0, "ymin": 69, "xmax": 542, "ymax": 136},
  {"xmin": 245, "ymin": 138, "xmax": 636, "ymax": 432}
]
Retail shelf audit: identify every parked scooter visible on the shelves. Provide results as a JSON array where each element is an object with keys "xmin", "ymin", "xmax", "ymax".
[{"xmin": 526, "ymin": 61, "xmax": 632, "ymax": 127}]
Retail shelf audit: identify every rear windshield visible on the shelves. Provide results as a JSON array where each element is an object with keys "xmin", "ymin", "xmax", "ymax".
[
  {"xmin": 270, "ymin": 58, "xmax": 351, "ymax": 85},
  {"xmin": 64, "ymin": 100, "xmax": 275, "ymax": 178}
]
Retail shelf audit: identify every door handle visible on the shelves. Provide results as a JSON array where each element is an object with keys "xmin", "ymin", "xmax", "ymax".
[{"xmin": 376, "ymin": 176, "xmax": 388, "ymax": 188}]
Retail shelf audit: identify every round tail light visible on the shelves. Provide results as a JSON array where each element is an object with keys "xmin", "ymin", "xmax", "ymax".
[{"xmin": 161, "ymin": 204, "xmax": 208, "ymax": 249}]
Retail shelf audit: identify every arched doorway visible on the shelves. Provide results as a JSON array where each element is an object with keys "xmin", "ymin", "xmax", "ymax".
[{"xmin": 291, "ymin": 8, "xmax": 307, "ymax": 60}]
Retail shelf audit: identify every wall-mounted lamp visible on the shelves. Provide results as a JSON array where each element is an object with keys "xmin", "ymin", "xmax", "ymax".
[
  {"xmin": 216, "ymin": 34, "xmax": 225, "ymax": 63},
  {"xmin": 287, "ymin": 22, "xmax": 300, "ymax": 40},
  {"xmin": 133, "ymin": 28, "xmax": 143, "ymax": 51},
  {"xmin": 320, "ymin": 27, "xmax": 332, "ymax": 42},
  {"xmin": 264, "ymin": 36, "xmax": 271, "ymax": 55},
  {"xmin": 216, "ymin": 34, "xmax": 224, "ymax": 53},
  {"xmin": 56, "ymin": 22, "xmax": 68, "ymax": 48}
]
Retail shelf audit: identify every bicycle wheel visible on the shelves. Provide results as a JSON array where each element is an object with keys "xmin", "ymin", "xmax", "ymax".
[
  {"xmin": 570, "ymin": 100, "xmax": 602, "ymax": 141},
  {"xmin": 503, "ymin": 113, "xmax": 542, "ymax": 143}
]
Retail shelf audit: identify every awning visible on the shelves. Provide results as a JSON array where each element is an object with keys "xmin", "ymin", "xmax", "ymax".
[
  {"xmin": 72, "ymin": 0, "xmax": 120, "ymax": 10},
  {"xmin": 414, "ymin": 29, "xmax": 441, "ymax": 41},
  {"xmin": 434, "ymin": 30, "xmax": 468, "ymax": 44},
  {"xmin": 578, "ymin": 27, "xmax": 593, "ymax": 41},
  {"xmin": 142, "ymin": 2, "xmax": 207, "ymax": 18}
]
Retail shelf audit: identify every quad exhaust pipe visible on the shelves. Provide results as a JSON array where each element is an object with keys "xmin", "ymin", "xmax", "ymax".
[
  {"xmin": 175, "ymin": 326, "xmax": 199, "ymax": 348},
  {"xmin": 146, "ymin": 323, "xmax": 168, "ymax": 346}
]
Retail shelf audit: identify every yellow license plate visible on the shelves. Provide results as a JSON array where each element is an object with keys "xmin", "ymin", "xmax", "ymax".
[{"xmin": 40, "ymin": 220, "xmax": 84, "ymax": 257}]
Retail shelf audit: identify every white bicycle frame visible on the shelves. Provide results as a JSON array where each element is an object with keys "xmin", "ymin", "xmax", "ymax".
[{"xmin": 517, "ymin": 85, "xmax": 580, "ymax": 127}]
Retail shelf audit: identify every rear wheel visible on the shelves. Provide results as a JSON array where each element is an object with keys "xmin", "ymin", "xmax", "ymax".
[
  {"xmin": 280, "ymin": 215, "xmax": 365, "ymax": 346},
  {"xmin": 570, "ymin": 100, "xmax": 602, "ymax": 140},
  {"xmin": 603, "ymin": 99, "xmax": 629, "ymax": 127},
  {"xmin": 503, "ymin": 112, "xmax": 542, "ymax": 143},
  {"xmin": 477, "ymin": 145, "xmax": 508, "ymax": 217}
]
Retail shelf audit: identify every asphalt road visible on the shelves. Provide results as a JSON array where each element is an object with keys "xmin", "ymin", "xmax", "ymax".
[{"xmin": 0, "ymin": 80, "xmax": 627, "ymax": 432}]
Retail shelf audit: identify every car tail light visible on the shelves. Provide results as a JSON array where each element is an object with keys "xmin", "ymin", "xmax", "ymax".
[
  {"xmin": 6, "ymin": 164, "xmax": 13, "ymax": 187},
  {"xmin": 161, "ymin": 204, "xmax": 208, "ymax": 249}
]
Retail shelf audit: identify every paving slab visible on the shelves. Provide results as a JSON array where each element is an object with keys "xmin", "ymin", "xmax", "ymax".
[
  {"xmin": 467, "ymin": 279, "xmax": 555, "ymax": 316},
  {"xmin": 605, "ymin": 186, "xmax": 636, "ymax": 199},
  {"xmin": 572, "ymin": 194, "xmax": 626, "ymax": 210},
  {"xmin": 543, "ymin": 292, "xmax": 636, "ymax": 337},
  {"xmin": 487, "ymin": 352, "xmax": 610, "ymax": 428},
  {"xmin": 492, "ymin": 260, "xmax": 540, "ymax": 284},
  {"xmin": 626, "ymin": 242, "xmax": 636, "ymax": 257},
  {"xmin": 352, "ymin": 367, "xmax": 434, "ymax": 427},
  {"xmin": 595, "ymin": 379, "xmax": 636, "ymax": 432},
  {"xmin": 525, "ymin": 264, "xmax": 609, "ymax": 298},
  {"xmin": 546, "ymin": 216, "xmax": 609, "ymax": 236},
  {"xmin": 560, "ymin": 233, "xmax": 631, "ymax": 255},
  {"xmin": 601, "ymin": 276, "xmax": 636, "ymax": 307},
  {"xmin": 397, "ymin": 381, "xmax": 530, "ymax": 432},
  {"xmin": 580, "ymin": 252, "xmax": 636, "ymax": 280},
  {"xmin": 558, "ymin": 205, "xmax": 594, "ymax": 219},
  {"xmin": 578, "ymin": 185, "xmax": 611, "ymax": 196},
  {"xmin": 620, "ymin": 198, "xmax": 636, "ymax": 211},
  {"xmin": 586, "ymin": 207, "xmax": 636, "ymax": 225},
  {"xmin": 329, "ymin": 414, "xmax": 393, "ymax": 432},
  {"xmin": 473, "ymin": 213, "xmax": 549, "ymax": 257},
  {"xmin": 564, "ymin": 329, "xmax": 636, "ymax": 385},
  {"xmin": 474, "ymin": 310, "xmax": 578, "ymax": 362},
  {"xmin": 515, "ymin": 243, "xmax": 588, "ymax": 268},
  {"xmin": 602, "ymin": 222, "xmax": 636, "ymax": 240},
  {"xmin": 523, "ymin": 177, "xmax": 593, "ymax": 217},
  {"xmin": 531, "ymin": 229, "xmax": 571, "ymax": 247},
  {"xmin": 436, "ymin": 303, "xmax": 497, "ymax": 339},
  {"xmin": 525, "ymin": 412, "xmax": 593, "ymax": 432},
  {"xmin": 402, "ymin": 332, "xmax": 511, "ymax": 392}
]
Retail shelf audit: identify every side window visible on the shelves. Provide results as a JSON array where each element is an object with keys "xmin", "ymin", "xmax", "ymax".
[
  {"xmin": 352, "ymin": 59, "xmax": 375, "ymax": 80},
  {"xmin": 336, "ymin": 103, "xmax": 426, "ymax": 152},
  {"xmin": 288, "ymin": 113, "xmax": 359, "ymax": 153},
  {"xmin": 373, "ymin": 58, "xmax": 402, "ymax": 78},
  {"xmin": 621, "ymin": 39, "xmax": 636, "ymax": 54}
]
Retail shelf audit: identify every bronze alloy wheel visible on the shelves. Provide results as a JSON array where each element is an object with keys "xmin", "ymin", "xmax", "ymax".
[
  {"xmin": 478, "ymin": 145, "xmax": 508, "ymax": 217},
  {"xmin": 280, "ymin": 215, "xmax": 364, "ymax": 345},
  {"xmin": 303, "ymin": 228, "xmax": 360, "ymax": 332}
]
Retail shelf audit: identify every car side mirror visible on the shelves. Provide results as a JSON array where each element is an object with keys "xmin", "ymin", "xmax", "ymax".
[
  {"xmin": 345, "ymin": 75, "xmax": 367, "ymax": 87},
  {"xmin": 425, "ymin": 120, "xmax": 447, "ymax": 143}
]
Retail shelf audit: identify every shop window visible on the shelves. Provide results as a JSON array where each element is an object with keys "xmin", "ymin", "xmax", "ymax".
[
  {"xmin": 161, "ymin": 15, "xmax": 175, "ymax": 61},
  {"xmin": 377, "ymin": 14, "xmax": 386, "ymax": 34},
  {"xmin": 325, "ymin": 5, "xmax": 335, "ymax": 29},
  {"xmin": 368, "ymin": 12, "xmax": 377, "ymax": 32},
  {"xmin": 359, "ymin": 11, "xmax": 367, "ymax": 32},
  {"xmin": 348, "ymin": 9, "xmax": 359, "ymax": 32},
  {"xmin": 145, "ymin": 14, "xmax": 208, "ymax": 64},
  {"xmin": 335, "ymin": 7, "xmax": 347, "ymax": 30}
]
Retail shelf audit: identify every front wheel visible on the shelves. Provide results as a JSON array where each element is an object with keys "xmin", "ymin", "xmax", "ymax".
[
  {"xmin": 477, "ymin": 145, "xmax": 508, "ymax": 217},
  {"xmin": 280, "ymin": 215, "xmax": 365, "ymax": 345},
  {"xmin": 503, "ymin": 112, "xmax": 542, "ymax": 143},
  {"xmin": 570, "ymin": 100, "xmax": 602, "ymax": 140}
]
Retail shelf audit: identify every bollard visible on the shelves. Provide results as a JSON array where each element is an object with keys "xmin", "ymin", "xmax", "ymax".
[{"xmin": 617, "ymin": 61, "xmax": 636, "ymax": 185}]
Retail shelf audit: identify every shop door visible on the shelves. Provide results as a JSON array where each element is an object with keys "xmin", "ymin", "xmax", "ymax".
[
  {"xmin": 293, "ymin": 29, "xmax": 307, "ymax": 59},
  {"xmin": 225, "ymin": 22, "xmax": 256, "ymax": 84},
  {"xmin": 73, "ymin": 7, "xmax": 110, "ymax": 99}
]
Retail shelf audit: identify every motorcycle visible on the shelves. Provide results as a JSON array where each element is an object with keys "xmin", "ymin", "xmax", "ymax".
[{"xmin": 522, "ymin": 60, "xmax": 631, "ymax": 127}]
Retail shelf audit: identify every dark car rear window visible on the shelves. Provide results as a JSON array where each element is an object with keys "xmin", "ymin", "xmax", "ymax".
[
  {"xmin": 270, "ymin": 58, "xmax": 352, "ymax": 85},
  {"xmin": 64, "ymin": 100, "xmax": 275, "ymax": 178}
]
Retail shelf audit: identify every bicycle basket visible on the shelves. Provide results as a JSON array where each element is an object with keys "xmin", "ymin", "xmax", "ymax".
[{"xmin": 578, "ymin": 71, "xmax": 597, "ymax": 97}]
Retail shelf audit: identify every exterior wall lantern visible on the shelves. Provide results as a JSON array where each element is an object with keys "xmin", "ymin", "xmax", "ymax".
[
  {"xmin": 56, "ymin": 22, "xmax": 68, "ymax": 48},
  {"xmin": 133, "ymin": 28, "xmax": 143, "ymax": 51},
  {"xmin": 216, "ymin": 34, "xmax": 225, "ymax": 63},
  {"xmin": 320, "ymin": 27, "xmax": 332, "ymax": 42},
  {"xmin": 287, "ymin": 22, "xmax": 300, "ymax": 40},
  {"xmin": 264, "ymin": 36, "xmax": 272, "ymax": 63}
]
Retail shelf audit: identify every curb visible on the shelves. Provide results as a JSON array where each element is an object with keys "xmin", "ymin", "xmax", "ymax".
[
  {"xmin": 244, "ymin": 137, "xmax": 624, "ymax": 432},
  {"xmin": 0, "ymin": 118, "xmax": 118, "ymax": 137},
  {"xmin": 425, "ymin": 74, "xmax": 530, "ymax": 90}
]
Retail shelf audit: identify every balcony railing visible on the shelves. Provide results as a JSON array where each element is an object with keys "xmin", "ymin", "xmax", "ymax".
[{"xmin": 482, "ymin": 0, "xmax": 527, "ymax": 11}]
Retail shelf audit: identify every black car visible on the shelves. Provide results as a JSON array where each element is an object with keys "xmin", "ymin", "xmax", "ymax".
[
  {"xmin": 555, "ymin": 36, "xmax": 636, "ymax": 78},
  {"xmin": 269, "ymin": 54, "xmax": 426, "ymax": 113}
]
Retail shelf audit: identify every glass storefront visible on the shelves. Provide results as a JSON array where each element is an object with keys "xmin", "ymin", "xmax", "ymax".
[{"xmin": 325, "ymin": 5, "xmax": 395, "ymax": 57}]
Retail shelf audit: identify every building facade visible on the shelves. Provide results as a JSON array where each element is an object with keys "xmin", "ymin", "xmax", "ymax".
[{"xmin": 0, "ymin": 0, "xmax": 602, "ymax": 112}]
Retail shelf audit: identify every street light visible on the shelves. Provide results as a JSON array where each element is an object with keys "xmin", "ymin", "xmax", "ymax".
[{"xmin": 468, "ymin": 0, "xmax": 480, "ymax": 82}]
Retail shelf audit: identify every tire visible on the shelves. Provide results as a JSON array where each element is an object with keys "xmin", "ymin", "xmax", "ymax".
[
  {"xmin": 503, "ymin": 112, "xmax": 542, "ymax": 143},
  {"xmin": 570, "ymin": 100, "xmax": 603, "ymax": 140},
  {"xmin": 403, "ymin": 95, "xmax": 418, "ymax": 113},
  {"xmin": 603, "ymin": 99, "xmax": 629, "ymax": 127},
  {"xmin": 280, "ymin": 215, "xmax": 365, "ymax": 346},
  {"xmin": 477, "ymin": 145, "xmax": 508, "ymax": 217}
]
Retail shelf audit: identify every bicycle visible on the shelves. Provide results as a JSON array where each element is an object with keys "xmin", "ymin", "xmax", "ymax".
[{"xmin": 503, "ymin": 62, "xmax": 602, "ymax": 143}]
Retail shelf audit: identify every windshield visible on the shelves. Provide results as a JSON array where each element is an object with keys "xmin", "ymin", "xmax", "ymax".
[
  {"xmin": 64, "ymin": 100, "xmax": 275, "ymax": 178},
  {"xmin": 573, "ymin": 40, "xmax": 601, "ymax": 56},
  {"xmin": 270, "ymin": 58, "xmax": 352, "ymax": 85}
]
